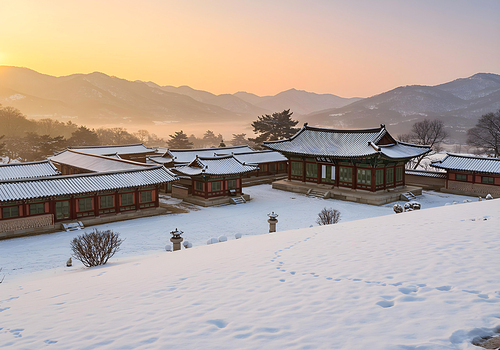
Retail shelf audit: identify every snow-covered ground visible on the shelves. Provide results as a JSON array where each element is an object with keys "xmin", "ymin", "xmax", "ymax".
[
  {"xmin": 0, "ymin": 185, "xmax": 476, "ymax": 281},
  {"xmin": 1, "ymin": 194, "xmax": 499, "ymax": 349}
]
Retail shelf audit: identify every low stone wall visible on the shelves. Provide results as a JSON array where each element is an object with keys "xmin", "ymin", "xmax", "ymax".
[
  {"xmin": 406, "ymin": 174, "xmax": 445, "ymax": 191},
  {"xmin": 444, "ymin": 181, "xmax": 500, "ymax": 197},
  {"xmin": 0, "ymin": 214, "xmax": 54, "ymax": 234},
  {"xmin": 172, "ymin": 185, "xmax": 190, "ymax": 199},
  {"xmin": 0, "ymin": 207, "xmax": 167, "ymax": 240}
]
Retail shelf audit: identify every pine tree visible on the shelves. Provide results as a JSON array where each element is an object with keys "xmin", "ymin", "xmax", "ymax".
[
  {"xmin": 167, "ymin": 130, "xmax": 194, "ymax": 149},
  {"xmin": 249, "ymin": 109, "xmax": 299, "ymax": 145}
]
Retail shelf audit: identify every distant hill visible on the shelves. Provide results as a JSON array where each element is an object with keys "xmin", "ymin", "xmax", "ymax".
[
  {"xmin": 305, "ymin": 73, "xmax": 500, "ymax": 142},
  {"xmin": 234, "ymin": 88, "xmax": 361, "ymax": 115},
  {"xmin": 0, "ymin": 67, "xmax": 245, "ymax": 127}
]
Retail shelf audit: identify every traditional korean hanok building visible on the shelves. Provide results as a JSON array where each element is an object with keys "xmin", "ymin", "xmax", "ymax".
[
  {"xmin": 171, "ymin": 155, "xmax": 258, "ymax": 206},
  {"xmin": 219, "ymin": 150, "xmax": 288, "ymax": 178},
  {"xmin": 68, "ymin": 144, "xmax": 157, "ymax": 163},
  {"xmin": 0, "ymin": 160, "xmax": 60, "ymax": 181},
  {"xmin": 50, "ymin": 150, "xmax": 156, "ymax": 175},
  {"xmin": 149, "ymin": 145, "xmax": 257, "ymax": 167},
  {"xmin": 0, "ymin": 166, "xmax": 178, "ymax": 239},
  {"xmin": 431, "ymin": 153, "xmax": 500, "ymax": 197},
  {"xmin": 263, "ymin": 124, "xmax": 431, "ymax": 205}
]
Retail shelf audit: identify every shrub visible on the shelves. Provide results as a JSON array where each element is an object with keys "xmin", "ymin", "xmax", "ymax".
[
  {"xmin": 393, "ymin": 204, "xmax": 404, "ymax": 213},
  {"xmin": 316, "ymin": 207, "xmax": 341, "ymax": 225},
  {"xmin": 70, "ymin": 229, "xmax": 123, "ymax": 267}
]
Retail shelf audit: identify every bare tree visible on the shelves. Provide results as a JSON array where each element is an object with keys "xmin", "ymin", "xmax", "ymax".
[
  {"xmin": 467, "ymin": 110, "xmax": 500, "ymax": 157},
  {"xmin": 70, "ymin": 229, "xmax": 123, "ymax": 267},
  {"xmin": 400, "ymin": 119, "xmax": 448, "ymax": 169},
  {"xmin": 316, "ymin": 207, "xmax": 341, "ymax": 225}
]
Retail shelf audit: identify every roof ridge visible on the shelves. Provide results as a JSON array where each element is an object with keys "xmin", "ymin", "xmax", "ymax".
[
  {"xmin": 445, "ymin": 152, "xmax": 500, "ymax": 161},
  {"xmin": 0, "ymin": 160, "xmax": 52, "ymax": 167},
  {"xmin": 70, "ymin": 143, "xmax": 149, "ymax": 149},
  {"xmin": 0, "ymin": 165, "xmax": 167, "ymax": 184},
  {"xmin": 60, "ymin": 149, "xmax": 155, "ymax": 167}
]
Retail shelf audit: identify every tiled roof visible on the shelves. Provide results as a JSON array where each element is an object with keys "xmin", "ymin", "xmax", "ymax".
[
  {"xmin": 173, "ymin": 155, "xmax": 258, "ymax": 176},
  {"xmin": 263, "ymin": 125, "xmax": 430, "ymax": 160},
  {"xmin": 431, "ymin": 153, "xmax": 500, "ymax": 174},
  {"xmin": 0, "ymin": 160, "xmax": 60, "ymax": 181},
  {"xmin": 147, "ymin": 156, "xmax": 174, "ymax": 165},
  {"xmin": 405, "ymin": 169, "xmax": 446, "ymax": 178},
  {"xmin": 68, "ymin": 144, "xmax": 157, "ymax": 156},
  {"xmin": 227, "ymin": 151, "xmax": 288, "ymax": 164},
  {"xmin": 164, "ymin": 145, "xmax": 256, "ymax": 164},
  {"xmin": 0, "ymin": 166, "xmax": 178, "ymax": 202},
  {"xmin": 50, "ymin": 150, "xmax": 154, "ymax": 172}
]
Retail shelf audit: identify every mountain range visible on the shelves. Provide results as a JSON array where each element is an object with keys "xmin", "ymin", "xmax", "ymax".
[
  {"xmin": 306, "ymin": 73, "xmax": 500, "ymax": 141},
  {"xmin": 0, "ymin": 66, "xmax": 499, "ymax": 142}
]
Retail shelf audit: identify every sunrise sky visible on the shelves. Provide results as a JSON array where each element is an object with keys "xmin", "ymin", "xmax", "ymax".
[{"xmin": 1, "ymin": 0, "xmax": 499, "ymax": 97}]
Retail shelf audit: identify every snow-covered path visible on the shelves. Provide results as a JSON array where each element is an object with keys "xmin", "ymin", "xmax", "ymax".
[
  {"xmin": 0, "ymin": 198, "xmax": 498, "ymax": 349},
  {"xmin": 0, "ymin": 185, "xmax": 475, "ymax": 280}
]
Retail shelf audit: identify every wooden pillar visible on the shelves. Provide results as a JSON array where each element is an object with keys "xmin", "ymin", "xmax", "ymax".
[
  {"xmin": 287, "ymin": 159, "xmax": 291, "ymax": 180},
  {"xmin": 402, "ymin": 166, "xmax": 406, "ymax": 186},
  {"xmin": 302, "ymin": 159, "xmax": 306, "ymax": 183},
  {"xmin": 116, "ymin": 191, "xmax": 122, "ymax": 213},
  {"xmin": 223, "ymin": 176, "xmax": 227, "ymax": 196},
  {"xmin": 155, "ymin": 185, "xmax": 160, "ymax": 207},
  {"xmin": 135, "ymin": 190, "xmax": 140, "ymax": 211},
  {"xmin": 94, "ymin": 193, "xmax": 99, "ymax": 217},
  {"xmin": 352, "ymin": 163, "xmax": 357, "ymax": 190},
  {"xmin": 371, "ymin": 167, "xmax": 375, "ymax": 192},
  {"xmin": 205, "ymin": 180, "xmax": 209, "ymax": 199},
  {"xmin": 70, "ymin": 196, "xmax": 77, "ymax": 220},
  {"xmin": 383, "ymin": 165, "xmax": 387, "ymax": 190},
  {"xmin": 317, "ymin": 163, "xmax": 321, "ymax": 184}
]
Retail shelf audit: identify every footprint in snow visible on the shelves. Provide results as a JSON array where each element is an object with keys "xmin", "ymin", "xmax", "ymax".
[
  {"xmin": 207, "ymin": 319, "xmax": 228, "ymax": 329},
  {"xmin": 376, "ymin": 300, "xmax": 394, "ymax": 308},
  {"xmin": 436, "ymin": 286, "xmax": 452, "ymax": 291}
]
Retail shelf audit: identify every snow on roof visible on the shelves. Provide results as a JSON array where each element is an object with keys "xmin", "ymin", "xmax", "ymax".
[
  {"xmin": 68, "ymin": 143, "xmax": 157, "ymax": 156},
  {"xmin": 405, "ymin": 169, "xmax": 446, "ymax": 178},
  {"xmin": 264, "ymin": 125, "xmax": 430, "ymax": 160},
  {"xmin": 431, "ymin": 153, "xmax": 500, "ymax": 174},
  {"xmin": 0, "ymin": 166, "xmax": 177, "ymax": 202},
  {"xmin": 173, "ymin": 155, "xmax": 258, "ymax": 176},
  {"xmin": 219, "ymin": 150, "xmax": 288, "ymax": 164},
  {"xmin": 147, "ymin": 155, "xmax": 174, "ymax": 165},
  {"xmin": 1, "ymin": 198, "xmax": 498, "ymax": 349},
  {"xmin": 165, "ymin": 145, "xmax": 256, "ymax": 164},
  {"xmin": 50, "ymin": 150, "xmax": 155, "ymax": 172},
  {"xmin": 0, "ymin": 160, "xmax": 60, "ymax": 181}
]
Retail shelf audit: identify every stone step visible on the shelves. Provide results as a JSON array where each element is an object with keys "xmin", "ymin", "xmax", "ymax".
[
  {"xmin": 230, "ymin": 196, "xmax": 247, "ymax": 205},
  {"xmin": 307, "ymin": 189, "xmax": 329, "ymax": 199},
  {"xmin": 400, "ymin": 191, "xmax": 417, "ymax": 201}
]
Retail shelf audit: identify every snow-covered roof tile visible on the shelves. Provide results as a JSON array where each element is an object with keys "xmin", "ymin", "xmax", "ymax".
[
  {"xmin": 0, "ymin": 166, "xmax": 178, "ymax": 202},
  {"xmin": 431, "ymin": 153, "xmax": 500, "ymax": 174},
  {"xmin": 173, "ymin": 155, "xmax": 258, "ymax": 176},
  {"xmin": 264, "ymin": 125, "xmax": 430, "ymax": 160},
  {"xmin": 220, "ymin": 151, "xmax": 287, "ymax": 164},
  {"xmin": 165, "ymin": 145, "xmax": 256, "ymax": 164},
  {"xmin": 0, "ymin": 160, "xmax": 60, "ymax": 181},
  {"xmin": 68, "ymin": 144, "xmax": 157, "ymax": 156},
  {"xmin": 50, "ymin": 150, "xmax": 154, "ymax": 172},
  {"xmin": 405, "ymin": 169, "xmax": 446, "ymax": 178}
]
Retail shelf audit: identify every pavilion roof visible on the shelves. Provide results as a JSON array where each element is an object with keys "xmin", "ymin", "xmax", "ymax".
[
  {"xmin": 431, "ymin": 153, "xmax": 500, "ymax": 175},
  {"xmin": 0, "ymin": 166, "xmax": 177, "ymax": 202},
  {"xmin": 222, "ymin": 151, "xmax": 288, "ymax": 165},
  {"xmin": 0, "ymin": 160, "xmax": 60, "ymax": 181},
  {"xmin": 68, "ymin": 143, "xmax": 157, "ymax": 156},
  {"xmin": 50, "ymin": 150, "xmax": 154, "ymax": 173},
  {"xmin": 164, "ymin": 145, "xmax": 256, "ymax": 164},
  {"xmin": 173, "ymin": 155, "xmax": 258, "ymax": 176},
  {"xmin": 263, "ymin": 125, "xmax": 430, "ymax": 160}
]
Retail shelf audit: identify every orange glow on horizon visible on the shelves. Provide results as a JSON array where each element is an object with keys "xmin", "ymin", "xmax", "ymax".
[{"xmin": 0, "ymin": 0, "xmax": 499, "ymax": 97}]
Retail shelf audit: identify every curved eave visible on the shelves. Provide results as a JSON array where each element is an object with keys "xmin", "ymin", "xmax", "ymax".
[{"xmin": 431, "ymin": 163, "xmax": 500, "ymax": 175}]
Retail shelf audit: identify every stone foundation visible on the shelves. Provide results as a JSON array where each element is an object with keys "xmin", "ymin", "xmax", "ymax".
[
  {"xmin": 272, "ymin": 180, "xmax": 423, "ymax": 206},
  {"xmin": 181, "ymin": 194, "xmax": 251, "ymax": 207},
  {"xmin": 443, "ymin": 180, "xmax": 500, "ymax": 197}
]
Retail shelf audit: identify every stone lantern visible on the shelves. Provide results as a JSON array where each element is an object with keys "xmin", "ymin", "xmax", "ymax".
[
  {"xmin": 170, "ymin": 228, "xmax": 184, "ymax": 251},
  {"xmin": 267, "ymin": 212, "xmax": 278, "ymax": 233}
]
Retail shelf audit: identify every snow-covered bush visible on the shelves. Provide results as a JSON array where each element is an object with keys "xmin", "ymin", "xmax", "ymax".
[
  {"xmin": 316, "ymin": 207, "xmax": 341, "ymax": 225},
  {"xmin": 207, "ymin": 237, "xmax": 219, "ymax": 245},
  {"xmin": 70, "ymin": 229, "xmax": 123, "ymax": 267},
  {"xmin": 218, "ymin": 236, "xmax": 227, "ymax": 242},
  {"xmin": 182, "ymin": 241, "xmax": 192, "ymax": 249},
  {"xmin": 165, "ymin": 244, "xmax": 172, "ymax": 252},
  {"xmin": 411, "ymin": 202, "xmax": 421, "ymax": 210},
  {"xmin": 235, "ymin": 233, "xmax": 243, "ymax": 239},
  {"xmin": 463, "ymin": 199, "xmax": 471, "ymax": 203},
  {"xmin": 393, "ymin": 204, "xmax": 403, "ymax": 213},
  {"xmin": 404, "ymin": 202, "xmax": 413, "ymax": 211},
  {"xmin": 486, "ymin": 194, "xmax": 493, "ymax": 200}
]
